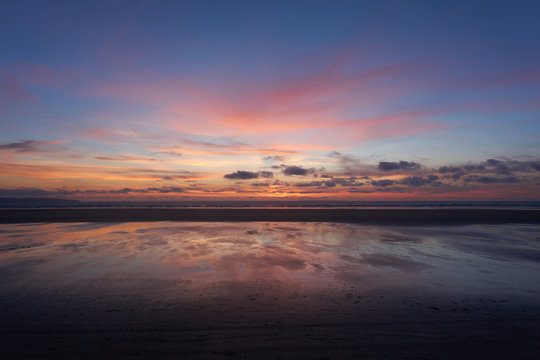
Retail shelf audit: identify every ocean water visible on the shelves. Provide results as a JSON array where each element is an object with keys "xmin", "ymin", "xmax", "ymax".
[{"xmin": 2, "ymin": 198, "xmax": 540, "ymax": 209}]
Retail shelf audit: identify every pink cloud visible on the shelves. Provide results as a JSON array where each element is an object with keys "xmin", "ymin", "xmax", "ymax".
[
  {"xmin": 81, "ymin": 56, "xmax": 436, "ymax": 142},
  {"xmin": 0, "ymin": 73, "xmax": 41, "ymax": 110},
  {"xmin": 334, "ymin": 111, "xmax": 448, "ymax": 141}
]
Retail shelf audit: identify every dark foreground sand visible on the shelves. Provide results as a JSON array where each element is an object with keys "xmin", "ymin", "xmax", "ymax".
[
  {"xmin": 1, "ymin": 221, "xmax": 539, "ymax": 359},
  {"xmin": 2, "ymin": 282, "xmax": 539, "ymax": 359},
  {"xmin": 1, "ymin": 207, "xmax": 539, "ymax": 224}
]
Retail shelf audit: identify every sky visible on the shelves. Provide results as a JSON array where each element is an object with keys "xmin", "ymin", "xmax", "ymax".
[{"xmin": 1, "ymin": 0, "xmax": 539, "ymax": 201}]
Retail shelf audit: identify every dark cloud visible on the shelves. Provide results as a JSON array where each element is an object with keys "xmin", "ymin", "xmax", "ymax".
[
  {"xmin": 484, "ymin": 158, "xmax": 540, "ymax": 174},
  {"xmin": 439, "ymin": 166, "xmax": 463, "ymax": 173},
  {"xmin": 348, "ymin": 186, "xmax": 406, "ymax": 193},
  {"xmin": 463, "ymin": 164, "xmax": 486, "ymax": 171},
  {"xmin": 371, "ymin": 179, "xmax": 396, "ymax": 187},
  {"xmin": 438, "ymin": 159, "xmax": 539, "ymax": 177},
  {"xmin": 399, "ymin": 175, "xmax": 440, "ymax": 187},
  {"xmin": 371, "ymin": 175, "xmax": 440, "ymax": 188},
  {"xmin": 294, "ymin": 177, "xmax": 364, "ymax": 188},
  {"xmin": 295, "ymin": 180, "xmax": 336, "ymax": 188},
  {"xmin": 486, "ymin": 159, "xmax": 501, "ymax": 166},
  {"xmin": 0, "ymin": 140, "xmax": 65, "ymax": 153},
  {"xmin": 463, "ymin": 175, "xmax": 519, "ymax": 184},
  {"xmin": 282, "ymin": 165, "xmax": 311, "ymax": 176},
  {"xmin": 146, "ymin": 186, "xmax": 185, "ymax": 193},
  {"xmin": 224, "ymin": 170, "xmax": 260, "ymax": 180},
  {"xmin": 0, "ymin": 187, "xmax": 53, "ymax": 197},
  {"xmin": 445, "ymin": 172, "xmax": 465, "ymax": 180},
  {"xmin": 251, "ymin": 182, "xmax": 270, "ymax": 187},
  {"xmin": 0, "ymin": 186, "xmax": 186, "ymax": 197},
  {"xmin": 333, "ymin": 177, "xmax": 365, "ymax": 186},
  {"xmin": 378, "ymin": 160, "xmax": 421, "ymax": 171},
  {"xmin": 0, "ymin": 140, "xmax": 38, "ymax": 151},
  {"xmin": 211, "ymin": 188, "xmax": 236, "ymax": 193},
  {"xmin": 531, "ymin": 162, "xmax": 540, "ymax": 171},
  {"xmin": 107, "ymin": 188, "xmax": 137, "ymax": 194},
  {"xmin": 423, "ymin": 158, "xmax": 540, "ymax": 188},
  {"xmin": 295, "ymin": 181, "xmax": 321, "ymax": 187},
  {"xmin": 223, "ymin": 170, "xmax": 274, "ymax": 180},
  {"xmin": 486, "ymin": 158, "xmax": 511, "ymax": 174}
]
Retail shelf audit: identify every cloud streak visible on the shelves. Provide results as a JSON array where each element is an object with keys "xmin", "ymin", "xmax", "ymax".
[
  {"xmin": 95, "ymin": 155, "xmax": 160, "ymax": 162},
  {"xmin": 0, "ymin": 140, "xmax": 67, "ymax": 153},
  {"xmin": 0, "ymin": 186, "xmax": 186, "ymax": 197},
  {"xmin": 224, "ymin": 171, "xmax": 274, "ymax": 180}
]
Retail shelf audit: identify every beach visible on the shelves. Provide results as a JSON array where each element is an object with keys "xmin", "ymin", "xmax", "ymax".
[
  {"xmin": 1, "ymin": 207, "xmax": 539, "ymax": 224},
  {"xmin": 3, "ymin": 0, "xmax": 540, "ymax": 357},
  {"xmin": 1, "ymin": 220, "xmax": 539, "ymax": 359}
]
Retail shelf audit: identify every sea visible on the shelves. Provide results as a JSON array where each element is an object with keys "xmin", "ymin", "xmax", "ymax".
[{"xmin": 1, "ymin": 197, "xmax": 540, "ymax": 209}]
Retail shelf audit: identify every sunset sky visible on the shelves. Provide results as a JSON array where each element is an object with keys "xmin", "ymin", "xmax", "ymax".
[{"xmin": 1, "ymin": 0, "xmax": 539, "ymax": 201}]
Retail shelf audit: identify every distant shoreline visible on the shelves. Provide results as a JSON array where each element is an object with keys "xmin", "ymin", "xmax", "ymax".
[
  {"xmin": 2, "ymin": 198, "xmax": 540, "ymax": 209},
  {"xmin": 1, "ymin": 208, "xmax": 539, "ymax": 224}
]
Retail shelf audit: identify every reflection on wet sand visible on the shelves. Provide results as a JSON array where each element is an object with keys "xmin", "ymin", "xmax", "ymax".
[
  {"xmin": 1, "ymin": 222, "xmax": 539, "ymax": 296},
  {"xmin": 1, "ymin": 222, "xmax": 540, "ymax": 359}
]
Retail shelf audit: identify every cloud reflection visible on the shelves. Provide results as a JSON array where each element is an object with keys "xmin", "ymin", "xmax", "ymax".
[{"xmin": 0, "ymin": 222, "xmax": 539, "ymax": 301}]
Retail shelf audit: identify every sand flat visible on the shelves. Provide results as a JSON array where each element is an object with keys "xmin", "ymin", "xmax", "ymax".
[
  {"xmin": 1, "ymin": 207, "xmax": 539, "ymax": 224},
  {"xmin": 1, "ymin": 221, "xmax": 539, "ymax": 359}
]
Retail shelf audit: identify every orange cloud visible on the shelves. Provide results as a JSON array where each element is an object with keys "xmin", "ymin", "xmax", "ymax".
[
  {"xmin": 95, "ymin": 155, "xmax": 161, "ymax": 162},
  {"xmin": 0, "ymin": 161, "xmax": 208, "ymax": 183}
]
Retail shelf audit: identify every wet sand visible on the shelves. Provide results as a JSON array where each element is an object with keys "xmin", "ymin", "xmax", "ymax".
[
  {"xmin": 1, "ymin": 222, "xmax": 539, "ymax": 359},
  {"xmin": 1, "ymin": 207, "xmax": 539, "ymax": 224},
  {"xmin": 3, "ymin": 283, "xmax": 539, "ymax": 359}
]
